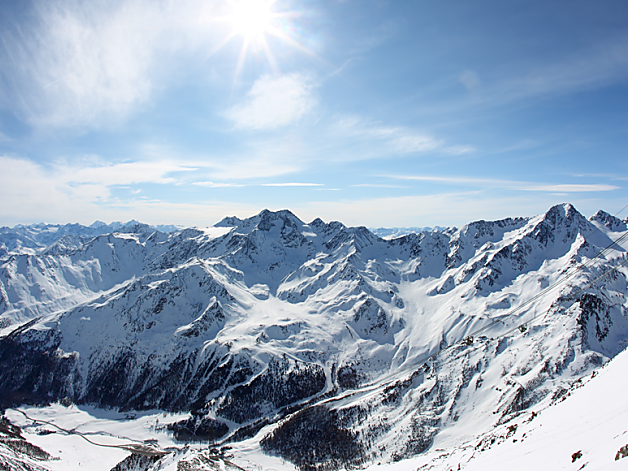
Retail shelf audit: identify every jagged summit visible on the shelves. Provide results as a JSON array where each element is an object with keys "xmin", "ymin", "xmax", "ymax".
[
  {"xmin": 215, "ymin": 215, "xmax": 243, "ymax": 227},
  {"xmin": 590, "ymin": 209, "xmax": 628, "ymax": 232},
  {"xmin": 216, "ymin": 209, "xmax": 309, "ymax": 232},
  {"xmin": 537, "ymin": 202, "xmax": 589, "ymax": 229}
]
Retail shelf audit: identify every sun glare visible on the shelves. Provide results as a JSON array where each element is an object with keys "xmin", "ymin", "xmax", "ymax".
[
  {"xmin": 229, "ymin": 0, "xmax": 275, "ymax": 39},
  {"xmin": 209, "ymin": 0, "xmax": 322, "ymax": 88}
]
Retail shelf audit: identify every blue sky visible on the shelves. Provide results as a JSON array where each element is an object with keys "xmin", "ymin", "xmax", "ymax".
[{"xmin": 1, "ymin": 0, "xmax": 627, "ymax": 228}]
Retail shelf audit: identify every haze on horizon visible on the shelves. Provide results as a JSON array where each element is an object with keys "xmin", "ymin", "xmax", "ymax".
[{"xmin": 0, "ymin": 0, "xmax": 627, "ymax": 228}]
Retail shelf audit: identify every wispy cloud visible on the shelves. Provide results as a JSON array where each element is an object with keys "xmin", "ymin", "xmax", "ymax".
[
  {"xmin": 225, "ymin": 73, "xmax": 317, "ymax": 130},
  {"xmin": 0, "ymin": 155, "xmax": 266, "ymax": 226},
  {"xmin": 387, "ymin": 174, "xmax": 621, "ymax": 192},
  {"xmin": 459, "ymin": 70, "xmax": 481, "ymax": 91},
  {"xmin": 64, "ymin": 161, "xmax": 195, "ymax": 186},
  {"xmin": 350, "ymin": 20, "xmax": 399, "ymax": 54},
  {"xmin": 1, "ymin": 155, "xmax": 621, "ymax": 228},
  {"xmin": 206, "ymin": 151, "xmax": 304, "ymax": 179},
  {"xmin": 332, "ymin": 115, "xmax": 472, "ymax": 157},
  {"xmin": 515, "ymin": 38, "xmax": 628, "ymax": 97},
  {"xmin": 261, "ymin": 182, "xmax": 323, "ymax": 187},
  {"xmin": 522, "ymin": 184, "xmax": 620, "ymax": 192},
  {"xmin": 0, "ymin": 0, "xmax": 223, "ymax": 128},
  {"xmin": 389, "ymin": 175, "xmax": 514, "ymax": 185},
  {"xmin": 391, "ymin": 133, "xmax": 442, "ymax": 154},
  {"xmin": 192, "ymin": 181, "xmax": 244, "ymax": 188},
  {"xmin": 443, "ymin": 145, "xmax": 476, "ymax": 155},
  {"xmin": 351, "ymin": 184, "xmax": 407, "ymax": 188},
  {"xmin": 0, "ymin": 156, "xmax": 190, "ymax": 210},
  {"xmin": 458, "ymin": 36, "xmax": 628, "ymax": 111}
]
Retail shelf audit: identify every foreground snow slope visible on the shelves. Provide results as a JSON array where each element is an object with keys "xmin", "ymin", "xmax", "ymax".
[
  {"xmin": 368, "ymin": 342, "xmax": 628, "ymax": 471},
  {"xmin": 461, "ymin": 341, "xmax": 628, "ymax": 470},
  {"xmin": 0, "ymin": 204, "xmax": 627, "ymax": 470}
]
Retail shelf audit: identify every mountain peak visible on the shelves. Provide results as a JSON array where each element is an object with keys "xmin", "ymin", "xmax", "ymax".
[
  {"xmin": 89, "ymin": 220, "xmax": 108, "ymax": 229},
  {"xmin": 215, "ymin": 216, "xmax": 243, "ymax": 227},
  {"xmin": 258, "ymin": 208, "xmax": 301, "ymax": 221},
  {"xmin": 541, "ymin": 203, "xmax": 588, "ymax": 227},
  {"xmin": 590, "ymin": 210, "xmax": 627, "ymax": 232}
]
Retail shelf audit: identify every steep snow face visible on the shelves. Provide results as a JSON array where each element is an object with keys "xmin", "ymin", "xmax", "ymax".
[
  {"xmin": 0, "ymin": 203, "xmax": 627, "ymax": 470},
  {"xmin": 360, "ymin": 343, "xmax": 628, "ymax": 471},
  {"xmin": 0, "ymin": 229, "xmax": 172, "ymax": 330}
]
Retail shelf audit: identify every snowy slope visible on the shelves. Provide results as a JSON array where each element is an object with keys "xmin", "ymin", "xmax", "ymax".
[
  {"xmin": 0, "ymin": 204, "xmax": 627, "ymax": 470},
  {"xmin": 362, "ymin": 343, "xmax": 628, "ymax": 471},
  {"xmin": 460, "ymin": 341, "xmax": 628, "ymax": 470}
]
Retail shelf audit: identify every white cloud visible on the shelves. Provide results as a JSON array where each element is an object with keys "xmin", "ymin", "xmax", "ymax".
[
  {"xmin": 351, "ymin": 184, "xmax": 406, "ymax": 188},
  {"xmin": 225, "ymin": 73, "xmax": 316, "ymax": 129},
  {"xmin": 0, "ymin": 0, "xmax": 222, "ymax": 128},
  {"xmin": 0, "ymin": 155, "xmax": 274, "ymax": 226},
  {"xmin": 202, "ymin": 134, "xmax": 308, "ymax": 179},
  {"xmin": 443, "ymin": 145, "xmax": 476, "ymax": 155},
  {"xmin": 387, "ymin": 175, "xmax": 621, "ymax": 193},
  {"xmin": 332, "ymin": 116, "xmax": 468, "ymax": 157},
  {"xmin": 261, "ymin": 183, "xmax": 323, "ymax": 187},
  {"xmin": 392, "ymin": 134, "xmax": 442, "ymax": 154},
  {"xmin": 63, "ymin": 161, "xmax": 194, "ymax": 186},
  {"xmin": 193, "ymin": 181, "xmax": 244, "ymax": 188},
  {"xmin": 206, "ymin": 154, "xmax": 303, "ymax": 179},
  {"xmin": 1, "ymin": 156, "xmax": 622, "ymax": 228},
  {"xmin": 523, "ymin": 184, "xmax": 620, "ymax": 193},
  {"xmin": 389, "ymin": 175, "xmax": 515, "ymax": 185},
  {"xmin": 0, "ymin": 156, "xmax": 194, "ymax": 223}
]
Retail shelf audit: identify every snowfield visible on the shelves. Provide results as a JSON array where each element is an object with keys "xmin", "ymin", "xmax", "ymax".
[{"xmin": 1, "ymin": 204, "xmax": 627, "ymax": 470}]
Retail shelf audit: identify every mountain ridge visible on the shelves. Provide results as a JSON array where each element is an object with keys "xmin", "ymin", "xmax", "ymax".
[{"xmin": 0, "ymin": 203, "xmax": 627, "ymax": 470}]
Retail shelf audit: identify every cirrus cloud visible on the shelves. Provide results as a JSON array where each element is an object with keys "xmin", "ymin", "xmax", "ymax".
[
  {"xmin": 0, "ymin": 0, "xmax": 223, "ymax": 128},
  {"xmin": 225, "ymin": 73, "xmax": 317, "ymax": 130}
]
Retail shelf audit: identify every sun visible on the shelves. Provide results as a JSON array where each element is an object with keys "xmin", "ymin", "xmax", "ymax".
[
  {"xmin": 228, "ymin": 0, "xmax": 275, "ymax": 39},
  {"xmin": 205, "ymin": 0, "xmax": 322, "ymax": 87}
]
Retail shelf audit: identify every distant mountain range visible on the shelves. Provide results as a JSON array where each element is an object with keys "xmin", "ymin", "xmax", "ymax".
[
  {"xmin": 0, "ymin": 220, "xmax": 183, "ymax": 256},
  {"xmin": 0, "ymin": 204, "xmax": 627, "ymax": 470},
  {"xmin": 368, "ymin": 226, "xmax": 450, "ymax": 239}
]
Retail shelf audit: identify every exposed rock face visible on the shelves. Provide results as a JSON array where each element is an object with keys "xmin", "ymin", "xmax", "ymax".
[{"xmin": 1, "ymin": 203, "xmax": 627, "ymax": 469}]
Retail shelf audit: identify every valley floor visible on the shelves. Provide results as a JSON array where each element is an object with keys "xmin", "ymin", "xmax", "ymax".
[{"xmin": 4, "ymin": 343, "xmax": 628, "ymax": 471}]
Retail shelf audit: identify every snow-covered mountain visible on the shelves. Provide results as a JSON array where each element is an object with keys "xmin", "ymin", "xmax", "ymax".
[
  {"xmin": 0, "ymin": 204, "xmax": 627, "ymax": 470},
  {"xmin": 0, "ymin": 220, "xmax": 184, "ymax": 256},
  {"xmin": 368, "ymin": 226, "xmax": 450, "ymax": 239}
]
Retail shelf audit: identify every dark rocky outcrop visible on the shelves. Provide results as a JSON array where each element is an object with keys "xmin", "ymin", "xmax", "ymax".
[{"xmin": 261, "ymin": 406, "xmax": 366, "ymax": 471}]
